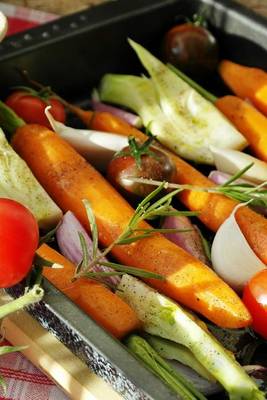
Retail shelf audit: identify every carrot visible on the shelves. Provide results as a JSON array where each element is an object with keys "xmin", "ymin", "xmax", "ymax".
[
  {"xmin": 67, "ymin": 104, "xmax": 94, "ymax": 127},
  {"xmin": 37, "ymin": 243, "xmax": 141, "ymax": 338},
  {"xmin": 12, "ymin": 123, "xmax": 251, "ymax": 328},
  {"xmin": 219, "ymin": 60, "xmax": 267, "ymax": 116},
  {"xmin": 216, "ymin": 95, "xmax": 267, "ymax": 162},
  {"xmin": 89, "ymin": 111, "xmax": 267, "ymax": 263},
  {"xmin": 170, "ymin": 63, "xmax": 267, "ymax": 163}
]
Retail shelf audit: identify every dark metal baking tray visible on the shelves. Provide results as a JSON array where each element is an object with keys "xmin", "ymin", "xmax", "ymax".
[{"xmin": 4, "ymin": 1, "xmax": 267, "ymax": 399}]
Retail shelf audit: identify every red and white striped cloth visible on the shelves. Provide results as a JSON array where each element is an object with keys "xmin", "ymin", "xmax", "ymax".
[
  {"xmin": 0, "ymin": 2, "xmax": 58, "ymax": 36},
  {"xmin": 0, "ymin": 341, "xmax": 69, "ymax": 400},
  {"xmin": 0, "ymin": 3, "xmax": 69, "ymax": 399}
]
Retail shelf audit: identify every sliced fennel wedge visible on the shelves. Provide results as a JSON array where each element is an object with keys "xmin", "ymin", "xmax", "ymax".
[
  {"xmin": 117, "ymin": 275, "xmax": 264, "ymax": 400},
  {"xmin": 100, "ymin": 40, "xmax": 247, "ymax": 164},
  {"xmin": 100, "ymin": 74, "xmax": 190, "ymax": 154},
  {"xmin": 0, "ymin": 128, "xmax": 62, "ymax": 229}
]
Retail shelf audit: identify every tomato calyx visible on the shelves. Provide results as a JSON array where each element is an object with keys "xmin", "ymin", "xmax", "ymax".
[
  {"xmin": 186, "ymin": 13, "xmax": 207, "ymax": 28},
  {"xmin": 115, "ymin": 135, "xmax": 159, "ymax": 169},
  {"xmin": 11, "ymin": 85, "xmax": 59, "ymax": 104}
]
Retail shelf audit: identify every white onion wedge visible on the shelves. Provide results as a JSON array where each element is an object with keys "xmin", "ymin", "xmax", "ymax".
[
  {"xmin": 45, "ymin": 107, "xmax": 128, "ymax": 171},
  {"xmin": 210, "ymin": 146, "xmax": 267, "ymax": 184},
  {"xmin": 211, "ymin": 203, "xmax": 266, "ymax": 292}
]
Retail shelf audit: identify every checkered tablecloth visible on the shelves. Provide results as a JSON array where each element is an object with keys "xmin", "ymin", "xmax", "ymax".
[{"xmin": 0, "ymin": 341, "xmax": 69, "ymax": 400}]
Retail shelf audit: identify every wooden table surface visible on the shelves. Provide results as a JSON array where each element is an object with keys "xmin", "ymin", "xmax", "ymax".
[{"xmin": 3, "ymin": 0, "xmax": 267, "ymax": 17}]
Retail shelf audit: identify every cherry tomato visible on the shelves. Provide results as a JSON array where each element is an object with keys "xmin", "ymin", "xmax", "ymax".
[
  {"xmin": 0, "ymin": 198, "xmax": 39, "ymax": 288},
  {"xmin": 163, "ymin": 19, "xmax": 219, "ymax": 79},
  {"xmin": 5, "ymin": 89, "xmax": 65, "ymax": 128},
  {"xmin": 243, "ymin": 269, "xmax": 267, "ymax": 339},
  {"xmin": 107, "ymin": 141, "xmax": 175, "ymax": 199}
]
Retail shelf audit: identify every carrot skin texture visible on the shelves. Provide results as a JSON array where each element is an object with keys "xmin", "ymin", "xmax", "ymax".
[
  {"xmin": 90, "ymin": 111, "xmax": 267, "ymax": 264},
  {"xmin": 216, "ymin": 95, "xmax": 267, "ymax": 162},
  {"xmin": 219, "ymin": 60, "xmax": 267, "ymax": 116},
  {"xmin": 12, "ymin": 123, "xmax": 251, "ymax": 328},
  {"xmin": 37, "ymin": 244, "xmax": 141, "ymax": 339}
]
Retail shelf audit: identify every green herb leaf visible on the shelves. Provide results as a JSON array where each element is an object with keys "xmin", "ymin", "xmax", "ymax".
[
  {"xmin": 221, "ymin": 163, "xmax": 254, "ymax": 186},
  {"xmin": 101, "ymin": 261, "xmax": 165, "ymax": 280},
  {"xmin": 76, "ymin": 232, "xmax": 90, "ymax": 275},
  {"xmin": 39, "ymin": 222, "xmax": 60, "ymax": 245},
  {"xmin": 0, "ymin": 375, "xmax": 6, "ymax": 394},
  {"xmin": 0, "ymin": 345, "xmax": 27, "ymax": 356},
  {"xmin": 83, "ymin": 199, "xmax": 98, "ymax": 259}
]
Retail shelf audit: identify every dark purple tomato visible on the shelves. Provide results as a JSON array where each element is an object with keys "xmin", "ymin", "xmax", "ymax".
[
  {"xmin": 107, "ymin": 144, "xmax": 176, "ymax": 199},
  {"xmin": 163, "ymin": 22, "xmax": 219, "ymax": 79}
]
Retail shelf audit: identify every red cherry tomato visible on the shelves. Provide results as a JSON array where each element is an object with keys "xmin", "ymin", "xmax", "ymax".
[
  {"xmin": 163, "ymin": 21, "xmax": 219, "ymax": 79},
  {"xmin": 5, "ymin": 90, "xmax": 65, "ymax": 128},
  {"xmin": 243, "ymin": 269, "xmax": 267, "ymax": 339},
  {"xmin": 0, "ymin": 198, "xmax": 39, "ymax": 288}
]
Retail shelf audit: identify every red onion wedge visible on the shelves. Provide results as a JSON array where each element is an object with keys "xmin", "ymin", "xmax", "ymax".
[
  {"xmin": 208, "ymin": 170, "xmax": 253, "ymax": 186},
  {"xmin": 161, "ymin": 215, "xmax": 210, "ymax": 264},
  {"xmin": 91, "ymin": 90, "xmax": 142, "ymax": 128},
  {"xmin": 56, "ymin": 211, "xmax": 121, "ymax": 287}
]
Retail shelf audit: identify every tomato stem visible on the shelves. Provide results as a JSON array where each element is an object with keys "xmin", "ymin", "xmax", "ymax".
[
  {"xmin": 167, "ymin": 63, "xmax": 218, "ymax": 103},
  {"xmin": 0, "ymin": 100, "xmax": 25, "ymax": 136},
  {"xmin": 18, "ymin": 69, "xmax": 78, "ymax": 112},
  {"xmin": 0, "ymin": 285, "xmax": 44, "ymax": 320}
]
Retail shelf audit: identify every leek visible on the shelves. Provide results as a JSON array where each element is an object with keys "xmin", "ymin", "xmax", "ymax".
[
  {"xmin": 126, "ymin": 335, "xmax": 207, "ymax": 400},
  {"xmin": 117, "ymin": 275, "xmax": 264, "ymax": 400},
  {"xmin": 144, "ymin": 334, "xmax": 215, "ymax": 382}
]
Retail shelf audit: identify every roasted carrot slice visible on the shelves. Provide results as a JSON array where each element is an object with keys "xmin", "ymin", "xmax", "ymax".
[
  {"xmin": 219, "ymin": 60, "xmax": 267, "ymax": 116},
  {"xmin": 12, "ymin": 124, "xmax": 251, "ymax": 328},
  {"xmin": 37, "ymin": 244, "xmax": 141, "ymax": 339},
  {"xmin": 216, "ymin": 95, "xmax": 267, "ymax": 162}
]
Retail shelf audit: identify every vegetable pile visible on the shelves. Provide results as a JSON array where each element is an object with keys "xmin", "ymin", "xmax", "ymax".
[{"xmin": 1, "ymin": 16, "xmax": 267, "ymax": 400}]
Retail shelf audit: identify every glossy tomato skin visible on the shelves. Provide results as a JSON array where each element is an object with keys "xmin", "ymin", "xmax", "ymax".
[
  {"xmin": 107, "ymin": 145, "xmax": 175, "ymax": 199},
  {"xmin": 0, "ymin": 199, "xmax": 39, "ymax": 288},
  {"xmin": 5, "ymin": 91, "xmax": 65, "ymax": 128},
  {"xmin": 243, "ymin": 269, "xmax": 267, "ymax": 339},
  {"xmin": 163, "ymin": 23, "xmax": 219, "ymax": 79}
]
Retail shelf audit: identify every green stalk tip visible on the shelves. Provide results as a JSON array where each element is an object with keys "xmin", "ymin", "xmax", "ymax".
[
  {"xmin": 167, "ymin": 64, "xmax": 218, "ymax": 104},
  {"xmin": 0, "ymin": 100, "xmax": 25, "ymax": 137}
]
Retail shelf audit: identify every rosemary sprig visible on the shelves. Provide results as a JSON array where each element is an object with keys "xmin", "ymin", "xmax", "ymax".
[
  {"xmin": 125, "ymin": 164, "xmax": 267, "ymax": 208},
  {"xmin": 83, "ymin": 200, "xmax": 98, "ymax": 259},
  {"xmin": 74, "ymin": 182, "xmax": 198, "ymax": 282}
]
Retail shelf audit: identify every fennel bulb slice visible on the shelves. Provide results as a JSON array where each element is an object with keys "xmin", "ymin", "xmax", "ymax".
[
  {"xmin": 117, "ymin": 275, "xmax": 264, "ymax": 400},
  {"xmin": 0, "ymin": 128, "xmax": 62, "ymax": 229},
  {"xmin": 100, "ymin": 40, "xmax": 247, "ymax": 164},
  {"xmin": 100, "ymin": 74, "xmax": 208, "ymax": 162},
  {"xmin": 129, "ymin": 39, "xmax": 247, "ymax": 163}
]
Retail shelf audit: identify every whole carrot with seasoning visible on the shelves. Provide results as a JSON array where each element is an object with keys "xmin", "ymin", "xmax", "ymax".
[
  {"xmin": 219, "ymin": 59, "xmax": 267, "ymax": 116},
  {"xmin": 0, "ymin": 101, "xmax": 251, "ymax": 329},
  {"xmin": 215, "ymin": 95, "xmax": 267, "ymax": 163}
]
